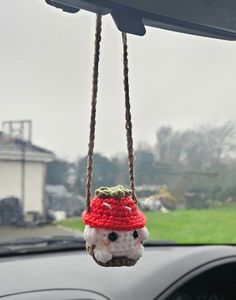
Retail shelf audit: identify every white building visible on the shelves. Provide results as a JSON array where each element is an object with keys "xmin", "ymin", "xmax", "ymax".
[{"xmin": 0, "ymin": 133, "xmax": 54, "ymax": 216}]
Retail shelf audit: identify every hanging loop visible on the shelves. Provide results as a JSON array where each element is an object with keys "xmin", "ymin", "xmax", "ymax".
[
  {"xmin": 86, "ymin": 21, "xmax": 137, "ymax": 210},
  {"xmin": 122, "ymin": 32, "xmax": 137, "ymax": 203},
  {"xmin": 86, "ymin": 14, "xmax": 102, "ymax": 211}
]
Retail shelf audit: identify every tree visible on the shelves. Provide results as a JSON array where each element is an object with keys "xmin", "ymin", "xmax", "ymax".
[
  {"xmin": 156, "ymin": 126, "xmax": 173, "ymax": 163},
  {"xmin": 46, "ymin": 160, "xmax": 70, "ymax": 186},
  {"xmin": 184, "ymin": 122, "xmax": 236, "ymax": 170},
  {"xmin": 156, "ymin": 122, "xmax": 236, "ymax": 171},
  {"xmin": 74, "ymin": 153, "xmax": 118, "ymax": 196},
  {"xmin": 155, "ymin": 122, "xmax": 236, "ymax": 206},
  {"xmin": 135, "ymin": 148, "xmax": 157, "ymax": 185},
  {"xmin": 156, "ymin": 126, "xmax": 191, "ymax": 167}
]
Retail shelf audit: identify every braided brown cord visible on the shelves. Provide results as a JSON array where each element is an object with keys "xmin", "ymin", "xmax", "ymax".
[
  {"xmin": 86, "ymin": 14, "xmax": 102, "ymax": 211},
  {"xmin": 86, "ymin": 21, "xmax": 137, "ymax": 210},
  {"xmin": 122, "ymin": 32, "xmax": 137, "ymax": 203}
]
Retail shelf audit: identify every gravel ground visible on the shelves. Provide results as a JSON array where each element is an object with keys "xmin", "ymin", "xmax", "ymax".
[{"xmin": 0, "ymin": 225, "xmax": 82, "ymax": 241}]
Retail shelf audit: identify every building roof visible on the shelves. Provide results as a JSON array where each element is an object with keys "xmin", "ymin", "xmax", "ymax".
[{"xmin": 0, "ymin": 133, "xmax": 54, "ymax": 162}]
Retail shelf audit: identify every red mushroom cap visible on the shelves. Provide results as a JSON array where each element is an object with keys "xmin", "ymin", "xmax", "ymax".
[{"xmin": 82, "ymin": 196, "xmax": 146, "ymax": 231}]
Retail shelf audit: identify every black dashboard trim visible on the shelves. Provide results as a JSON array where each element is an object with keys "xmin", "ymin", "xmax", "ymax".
[{"xmin": 156, "ymin": 256, "xmax": 236, "ymax": 299}]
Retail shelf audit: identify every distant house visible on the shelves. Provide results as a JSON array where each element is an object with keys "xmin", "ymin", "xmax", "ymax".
[{"xmin": 0, "ymin": 132, "xmax": 54, "ymax": 217}]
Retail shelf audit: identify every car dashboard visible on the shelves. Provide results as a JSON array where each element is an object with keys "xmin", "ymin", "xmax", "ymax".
[
  {"xmin": 168, "ymin": 262, "xmax": 236, "ymax": 300},
  {"xmin": 0, "ymin": 245, "xmax": 236, "ymax": 299}
]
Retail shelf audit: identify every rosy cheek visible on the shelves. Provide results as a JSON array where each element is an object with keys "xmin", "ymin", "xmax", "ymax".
[
  {"xmin": 103, "ymin": 240, "xmax": 110, "ymax": 246},
  {"xmin": 135, "ymin": 239, "xmax": 141, "ymax": 246}
]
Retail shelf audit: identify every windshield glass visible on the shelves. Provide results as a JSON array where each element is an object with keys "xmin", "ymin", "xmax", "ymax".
[{"xmin": 1, "ymin": 0, "xmax": 236, "ymax": 246}]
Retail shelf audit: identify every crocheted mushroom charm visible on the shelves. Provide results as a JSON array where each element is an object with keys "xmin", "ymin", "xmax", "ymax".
[{"xmin": 82, "ymin": 186, "xmax": 149, "ymax": 267}]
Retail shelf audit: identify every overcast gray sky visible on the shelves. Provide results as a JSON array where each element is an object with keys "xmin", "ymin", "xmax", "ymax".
[{"xmin": 1, "ymin": 0, "xmax": 236, "ymax": 161}]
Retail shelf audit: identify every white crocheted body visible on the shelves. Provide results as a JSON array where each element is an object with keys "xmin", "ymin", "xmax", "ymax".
[{"xmin": 84, "ymin": 225, "xmax": 149, "ymax": 264}]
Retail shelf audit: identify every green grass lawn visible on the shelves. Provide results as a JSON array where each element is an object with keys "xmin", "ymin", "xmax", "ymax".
[{"xmin": 58, "ymin": 205, "xmax": 236, "ymax": 244}]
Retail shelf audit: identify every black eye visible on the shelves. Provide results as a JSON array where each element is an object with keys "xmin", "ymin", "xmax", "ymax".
[
  {"xmin": 108, "ymin": 232, "xmax": 118, "ymax": 242},
  {"xmin": 132, "ymin": 230, "xmax": 139, "ymax": 239}
]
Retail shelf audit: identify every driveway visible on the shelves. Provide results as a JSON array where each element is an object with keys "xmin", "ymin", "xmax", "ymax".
[{"xmin": 0, "ymin": 225, "xmax": 82, "ymax": 241}]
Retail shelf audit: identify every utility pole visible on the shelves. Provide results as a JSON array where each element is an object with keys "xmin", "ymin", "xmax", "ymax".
[{"xmin": 2, "ymin": 120, "xmax": 32, "ymax": 215}]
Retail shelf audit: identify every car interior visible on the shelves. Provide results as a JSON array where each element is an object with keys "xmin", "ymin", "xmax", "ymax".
[{"xmin": 1, "ymin": 1, "xmax": 236, "ymax": 300}]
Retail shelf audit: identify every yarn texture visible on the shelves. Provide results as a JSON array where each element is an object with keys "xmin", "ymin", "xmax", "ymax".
[
  {"xmin": 82, "ymin": 185, "xmax": 149, "ymax": 267},
  {"xmin": 82, "ymin": 197, "xmax": 146, "ymax": 231},
  {"xmin": 84, "ymin": 225, "xmax": 148, "ymax": 264}
]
